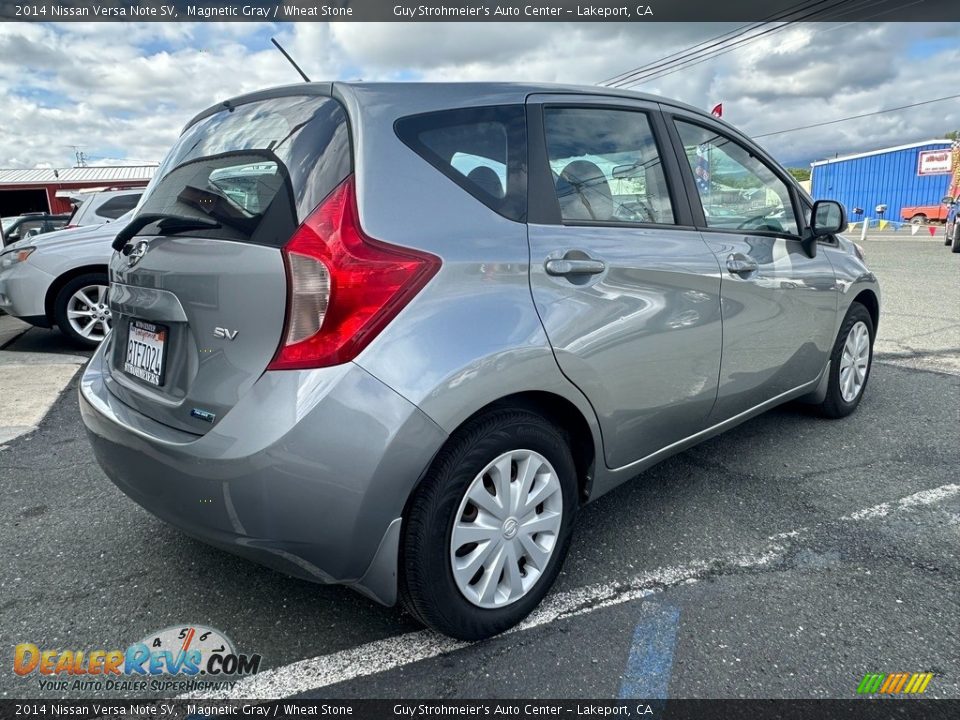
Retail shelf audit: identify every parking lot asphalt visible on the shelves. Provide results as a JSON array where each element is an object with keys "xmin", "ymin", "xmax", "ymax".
[{"xmin": 0, "ymin": 233, "xmax": 957, "ymax": 700}]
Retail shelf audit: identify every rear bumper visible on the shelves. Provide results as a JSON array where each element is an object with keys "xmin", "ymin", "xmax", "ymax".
[
  {"xmin": 79, "ymin": 344, "xmax": 448, "ymax": 605},
  {"xmin": 0, "ymin": 261, "xmax": 52, "ymax": 320}
]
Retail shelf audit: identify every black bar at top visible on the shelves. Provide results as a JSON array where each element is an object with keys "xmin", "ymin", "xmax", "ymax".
[{"xmin": 1, "ymin": 0, "xmax": 959, "ymax": 22}]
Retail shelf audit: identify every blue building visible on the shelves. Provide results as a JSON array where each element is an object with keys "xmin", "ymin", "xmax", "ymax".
[{"xmin": 810, "ymin": 139, "xmax": 953, "ymax": 223}]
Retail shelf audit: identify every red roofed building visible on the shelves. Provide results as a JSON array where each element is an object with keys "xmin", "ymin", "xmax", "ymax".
[{"xmin": 0, "ymin": 165, "xmax": 156, "ymax": 218}]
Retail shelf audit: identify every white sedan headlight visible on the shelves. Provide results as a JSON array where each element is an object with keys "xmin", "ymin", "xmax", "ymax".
[{"xmin": 0, "ymin": 247, "xmax": 35, "ymax": 269}]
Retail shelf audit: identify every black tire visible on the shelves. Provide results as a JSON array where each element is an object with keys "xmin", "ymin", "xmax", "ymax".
[
  {"xmin": 816, "ymin": 302, "xmax": 875, "ymax": 419},
  {"xmin": 951, "ymin": 225, "xmax": 960, "ymax": 253},
  {"xmin": 401, "ymin": 408, "xmax": 578, "ymax": 640},
  {"xmin": 53, "ymin": 272, "xmax": 111, "ymax": 348}
]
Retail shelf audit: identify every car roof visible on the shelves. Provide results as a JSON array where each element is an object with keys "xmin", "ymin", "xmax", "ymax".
[{"xmin": 186, "ymin": 81, "xmax": 720, "ymax": 131}]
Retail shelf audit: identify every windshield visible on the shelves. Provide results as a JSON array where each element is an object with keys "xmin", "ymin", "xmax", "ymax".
[
  {"xmin": 131, "ymin": 94, "xmax": 351, "ymax": 246},
  {"xmin": 1, "ymin": 217, "xmax": 16, "ymax": 232}
]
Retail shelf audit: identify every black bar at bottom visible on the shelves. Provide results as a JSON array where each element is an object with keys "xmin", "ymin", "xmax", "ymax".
[{"xmin": 0, "ymin": 699, "xmax": 958, "ymax": 720}]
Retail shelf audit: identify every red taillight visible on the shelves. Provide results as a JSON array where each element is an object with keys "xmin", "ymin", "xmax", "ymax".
[{"xmin": 267, "ymin": 175, "xmax": 440, "ymax": 370}]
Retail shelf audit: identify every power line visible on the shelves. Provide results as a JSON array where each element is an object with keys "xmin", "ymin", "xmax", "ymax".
[
  {"xmin": 752, "ymin": 93, "xmax": 960, "ymax": 138},
  {"xmin": 630, "ymin": 0, "xmax": 912, "ymax": 87},
  {"xmin": 602, "ymin": 0, "xmax": 841, "ymax": 89}
]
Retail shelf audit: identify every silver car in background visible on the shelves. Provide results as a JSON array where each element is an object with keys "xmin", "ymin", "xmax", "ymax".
[
  {"xmin": 65, "ymin": 188, "xmax": 144, "ymax": 228},
  {"xmin": 0, "ymin": 211, "xmax": 132, "ymax": 346},
  {"xmin": 80, "ymin": 83, "xmax": 880, "ymax": 640}
]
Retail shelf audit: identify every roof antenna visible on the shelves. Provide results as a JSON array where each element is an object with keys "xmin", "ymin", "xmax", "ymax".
[{"xmin": 271, "ymin": 38, "xmax": 311, "ymax": 83}]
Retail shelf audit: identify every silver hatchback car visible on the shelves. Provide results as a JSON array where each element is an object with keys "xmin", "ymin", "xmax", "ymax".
[{"xmin": 81, "ymin": 83, "xmax": 879, "ymax": 640}]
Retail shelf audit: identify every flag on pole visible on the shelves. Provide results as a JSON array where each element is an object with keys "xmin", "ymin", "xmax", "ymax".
[
  {"xmin": 711, "ymin": 103, "xmax": 723, "ymax": 118},
  {"xmin": 695, "ymin": 143, "xmax": 711, "ymax": 194},
  {"xmin": 911, "ymin": 224, "xmax": 920, "ymax": 236}
]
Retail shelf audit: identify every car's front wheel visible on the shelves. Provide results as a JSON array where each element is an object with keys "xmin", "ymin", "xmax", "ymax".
[
  {"xmin": 54, "ymin": 273, "xmax": 112, "ymax": 348},
  {"xmin": 816, "ymin": 302, "xmax": 875, "ymax": 418},
  {"xmin": 951, "ymin": 225, "xmax": 960, "ymax": 253},
  {"xmin": 401, "ymin": 408, "xmax": 578, "ymax": 640}
]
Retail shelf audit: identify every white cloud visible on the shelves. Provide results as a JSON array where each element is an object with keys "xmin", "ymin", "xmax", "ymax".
[{"xmin": 0, "ymin": 21, "xmax": 957, "ymax": 170}]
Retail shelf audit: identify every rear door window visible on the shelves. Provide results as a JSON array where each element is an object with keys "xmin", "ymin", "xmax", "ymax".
[
  {"xmin": 395, "ymin": 105, "xmax": 526, "ymax": 221},
  {"xmin": 131, "ymin": 95, "xmax": 351, "ymax": 246},
  {"xmin": 543, "ymin": 107, "xmax": 675, "ymax": 226}
]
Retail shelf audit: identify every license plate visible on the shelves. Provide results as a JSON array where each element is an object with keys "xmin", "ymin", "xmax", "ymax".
[{"xmin": 124, "ymin": 320, "xmax": 167, "ymax": 386}]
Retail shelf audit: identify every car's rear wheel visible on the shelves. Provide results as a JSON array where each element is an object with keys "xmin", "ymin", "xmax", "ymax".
[
  {"xmin": 401, "ymin": 408, "xmax": 577, "ymax": 640},
  {"xmin": 816, "ymin": 302, "xmax": 874, "ymax": 419},
  {"xmin": 951, "ymin": 225, "xmax": 960, "ymax": 253},
  {"xmin": 910, "ymin": 214, "xmax": 927, "ymax": 225},
  {"xmin": 54, "ymin": 273, "xmax": 112, "ymax": 347}
]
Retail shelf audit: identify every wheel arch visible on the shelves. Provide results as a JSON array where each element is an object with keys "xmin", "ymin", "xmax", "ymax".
[
  {"xmin": 851, "ymin": 288, "xmax": 879, "ymax": 334},
  {"xmin": 44, "ymin": 264, "xmax": 109, "ymax": 321},
  {"xmin": 403, "ymin": 390, "xmax": 599, "ymax": 522}
]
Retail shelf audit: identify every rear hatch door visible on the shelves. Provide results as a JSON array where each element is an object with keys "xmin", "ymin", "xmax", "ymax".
[{"xmin": 103, "ymin": 93, "xmax": 352, "ymax": 434}]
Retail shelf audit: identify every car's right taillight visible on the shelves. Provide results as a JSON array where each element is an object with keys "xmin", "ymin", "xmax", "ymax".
[{"xmin": 267, "ymin": 175, "xmax": 440, "ymax": 370}]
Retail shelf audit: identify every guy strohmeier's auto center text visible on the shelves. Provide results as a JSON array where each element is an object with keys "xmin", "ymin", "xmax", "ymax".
[{"xmin": 390, "ymin": 4, "xmax": 652, "ymax": 17}]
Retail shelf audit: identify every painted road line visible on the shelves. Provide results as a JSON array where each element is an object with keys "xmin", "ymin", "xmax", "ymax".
[
  {"xmin": 617, "ymin": 604, "xmax": 681, "ymax": 700},
  {"xmin": 0, "ymin": 315, "xmax": 30, "ymax": 348},
  {"xmin": 0, "ymin": 350, "xmax": 86, "ymax": 446},
  {"xmin": 183, "ymin": 481, "xmax": 960, "ymax": 701},
  {"xmin": 840, "ymin": 483, "xmax": 960, "ymax": 521}
]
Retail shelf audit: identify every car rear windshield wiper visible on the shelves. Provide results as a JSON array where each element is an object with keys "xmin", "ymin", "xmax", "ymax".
[{"xmin": 112, "ymin": 214, "xmax": 221, "ymax": 252}]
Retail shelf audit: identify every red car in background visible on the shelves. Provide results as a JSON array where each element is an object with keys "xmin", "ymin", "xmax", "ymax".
[{"xmin": 900, "ymin": 203, "xmax": 950, "ymax": 224}]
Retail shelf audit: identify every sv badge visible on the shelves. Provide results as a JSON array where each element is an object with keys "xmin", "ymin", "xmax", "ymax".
[{"xmin": 213, "ymin": 327, "xmax": 239, "ymax": 341}]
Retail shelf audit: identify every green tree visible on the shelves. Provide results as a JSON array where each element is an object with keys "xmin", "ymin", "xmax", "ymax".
[
  {"xmin": 945, "ymin": 130, "xmax": 960, "ymax": 141},
  {"xmin": 787, "ymin": 167, "xmax": 811, "ymax": 182}
]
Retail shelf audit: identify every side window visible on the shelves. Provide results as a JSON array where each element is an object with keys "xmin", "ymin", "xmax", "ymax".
[
  {"xmin": 15, "ymin": 220, "xmax": 43, "ymax": 239},
  {"xmin": 675, "ymin": 120, "xmax": 799, "ymax": 235},
  {"xmin": 395, "ymin": 105, "xmax": 526, "ymax": 222},
  {"xmin": 95, "ymin": 194, "xmax": 142, "ymax": 220},
  {"xmin": 542, "ymin": 107, "xmax": 675, "ymax": 225}
]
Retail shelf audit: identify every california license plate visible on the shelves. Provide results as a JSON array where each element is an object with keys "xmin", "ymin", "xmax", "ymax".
[{"xmin": 124, "ymin": 320, "xmax": 167, "ymax": 386}]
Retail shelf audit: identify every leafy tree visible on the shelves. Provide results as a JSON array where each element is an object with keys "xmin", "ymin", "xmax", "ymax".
[
  {"xmin": 945, "ymin": 130, "xmax": 960, "ymax": 141},
  {"xmin": 787, "ymin": 167, "xmax": 811, "ymax": 182}
]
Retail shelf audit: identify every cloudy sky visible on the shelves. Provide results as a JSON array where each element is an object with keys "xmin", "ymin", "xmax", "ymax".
[{"xmin": 0, "ymin": 21, "xmax": 957, "ymax": 170}]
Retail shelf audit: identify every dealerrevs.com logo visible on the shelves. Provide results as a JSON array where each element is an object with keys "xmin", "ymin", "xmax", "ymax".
[{"xmin": 14, "ymin": 625, "xmax": 262, "ymax": 693}]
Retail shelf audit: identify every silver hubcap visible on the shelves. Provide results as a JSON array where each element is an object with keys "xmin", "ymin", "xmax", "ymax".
[
  {"xmin": 839, "ymin": 320, "xmax": 870, "ymax": 402},
  {"xmin": 450, "ymin": 449, "xmax": 563, "ymax": 609},
  {"xmin": 67, "ymin": 284, "xmax": 111, "ymax": 342}
]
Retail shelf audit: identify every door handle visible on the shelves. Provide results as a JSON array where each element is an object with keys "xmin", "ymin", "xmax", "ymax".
[
  {"xmin": 726, "ymin": 255, "xmax": 759, "ymax": 276},
  {"xmin": 544, "ymin": 258, "xmax": 606, "ymax": 277}
]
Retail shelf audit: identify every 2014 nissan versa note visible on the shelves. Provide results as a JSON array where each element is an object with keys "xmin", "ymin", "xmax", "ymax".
[{"xmin": 81, "ymin": 82, "xmax": 880, "ymax": 640}]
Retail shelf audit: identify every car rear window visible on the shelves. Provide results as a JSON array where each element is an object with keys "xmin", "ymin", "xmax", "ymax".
[
  {"xmin": 95, "ymin": 193, "xmax": 142, "ymax": 220},
  {"xmin": 129, "ymin": 95, "xmax": 351, "ymax": 246},
  {"xmin": 395, "ymin": 105, "xmax": 526, "ymax": 222}
]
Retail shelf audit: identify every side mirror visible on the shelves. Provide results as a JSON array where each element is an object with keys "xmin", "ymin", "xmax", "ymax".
[
  {"xmin": 811, "ymin": 200, "xmax": 847, "ymax": 236},
  {"xmin": 802, "ymin": 200, "xmax": 847, "ymax": 258},
  {"xmin": 943, "ymin": 196, "xmax": 956, "ymax": 206}
]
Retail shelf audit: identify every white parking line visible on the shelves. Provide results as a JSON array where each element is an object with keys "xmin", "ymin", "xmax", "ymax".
[
  {"xmin": 183, "ymin": 482, "xmax": 960, "ymax": 700},
  {"xmin": 0, "ymin": 350, "xmax": 86, "ymax": 446}
]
